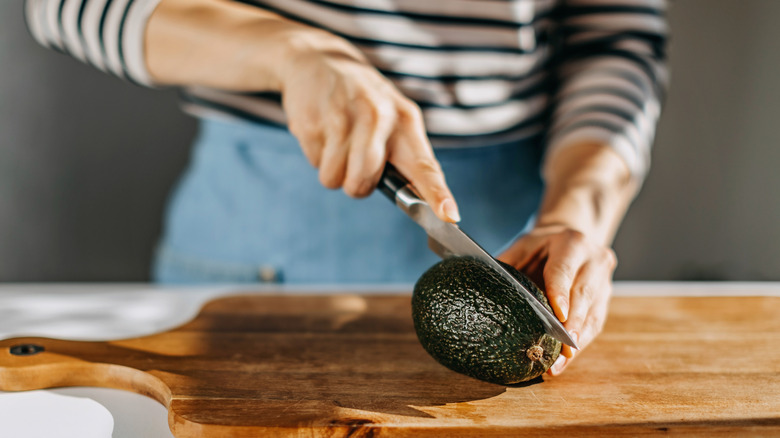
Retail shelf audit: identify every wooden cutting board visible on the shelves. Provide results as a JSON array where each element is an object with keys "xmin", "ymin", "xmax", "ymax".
[{"xmin": 1, "ymin": 294, "xmax": 779, "ymax": 436}]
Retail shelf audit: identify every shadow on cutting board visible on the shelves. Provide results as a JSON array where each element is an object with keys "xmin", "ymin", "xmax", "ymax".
[
  {"xmin": 0, "ymin": 295, "xmax": 514, "ymax": 428},
  {"xmin": 175, "ymin": 294, "xmax": 510, "ymax": 421}
]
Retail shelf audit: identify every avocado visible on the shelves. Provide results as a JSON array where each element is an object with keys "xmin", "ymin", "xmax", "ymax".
[{"xmin": 412, "ymin": 257, "xmax": 562, "ymax": 385}]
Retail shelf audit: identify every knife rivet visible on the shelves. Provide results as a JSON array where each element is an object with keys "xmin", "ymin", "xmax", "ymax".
[{"xmin": 10, "ymin": 344, "xmax": 45, "ymax": 356}]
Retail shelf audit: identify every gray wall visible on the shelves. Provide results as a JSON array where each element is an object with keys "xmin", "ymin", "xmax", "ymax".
[
  {"xmin": 613, "ymin": 0, "xmax": 780, "ymax": 280},
  {"xmin": 0, "ymin": 1, "xmax": 195, "ymax": 281},
  {"xmin": 1, "ymin": 1, "xmax": 778, "ymax": 281}
]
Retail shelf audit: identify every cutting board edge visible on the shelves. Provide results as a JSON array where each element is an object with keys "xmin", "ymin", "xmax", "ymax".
[{"xmin": 0, "ymin": 336, "xmax": 171, "ymax": 401}]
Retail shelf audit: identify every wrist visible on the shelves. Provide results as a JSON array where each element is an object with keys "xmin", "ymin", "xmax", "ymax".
[
  {"xmin": 276, "ymin": 27, "xmax": 368, "ymax": 91},
  {"xmin": 536, "ymin": 142, "xmax": 639, "ymax": 245},
  {"xmin": 533, "ymin": 185, "xmax": 607, "ymax": 241}
]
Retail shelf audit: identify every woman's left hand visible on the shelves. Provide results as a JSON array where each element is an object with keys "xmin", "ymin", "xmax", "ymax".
[{"xmin": 498, "ymin": 224, "xmax": 617, "ymax": 376}]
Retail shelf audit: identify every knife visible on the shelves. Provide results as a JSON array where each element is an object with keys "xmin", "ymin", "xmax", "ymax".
[{"xmin": 378, "ymin": 163, "xmax": 578, "ymax": 349}]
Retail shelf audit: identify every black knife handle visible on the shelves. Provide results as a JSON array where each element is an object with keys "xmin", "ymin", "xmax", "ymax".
[{"xmin": 378, "ymin": 163, "xmax": 411, "ymax": 202}]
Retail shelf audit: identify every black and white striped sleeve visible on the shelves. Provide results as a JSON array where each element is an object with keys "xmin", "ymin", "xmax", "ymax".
[
  {"xmin": 24, "ymin": 0, "xmax": 162, "ymax": 86},
  {"xmin": 546, "ymin": 0, "xmax": 668, "ymax": 179}
]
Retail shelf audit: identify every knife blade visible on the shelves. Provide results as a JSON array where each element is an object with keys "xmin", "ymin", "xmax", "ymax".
[{"xmin": 378, "ymin": 163, "xmax": 578, "ymax": 349}]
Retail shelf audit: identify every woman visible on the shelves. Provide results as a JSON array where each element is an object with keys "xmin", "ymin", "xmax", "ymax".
[{"xmin": 24, "ymin": 0, "xmax": 667, "ymax": 375}]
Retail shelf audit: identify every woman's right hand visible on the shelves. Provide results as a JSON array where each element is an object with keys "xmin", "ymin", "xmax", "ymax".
[
  {"xmin": 280, "ymin": 38, "xmax": 459, "ymax": 222},
  {"xmin": 146, "ymin": 0, "xmax": 459, "ymax": 222}
]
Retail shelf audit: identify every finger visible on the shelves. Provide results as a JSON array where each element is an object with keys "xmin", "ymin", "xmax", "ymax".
[
  {"xmin": 574, "ymin": 280, "xmax": 611, "ymax": 355},
  {"xmin": 388, "ymin": 105, "xmax": 459, "ymax": 222},
  {"xmin": 566, "ymin": 249, "xmax": 615, "ymax": 351},
  {"xmin": 542, "ymin": 233, "xmax": 589, "ymax": 323},
  {"xmin": 302, "ymin": 136, "xmax": 325, "ymax": 169},
  {"xmin": 288, "ymin": 119, "xmax": 325, "ymax": 168},
  {"xmin": 561, "ymin": 260, "xmax": 602, "ymax": 358},
  {"xmin": 548, "ymin": 354, "xmax": 568, "ymax": 376},
  {"xmin": 553, "ymin": 278, "xmax": 612, "ymax": 376},
  {"xmin": 318, "ymin": 114, "xmax": 351, "ymax": 189},
  {"xmin": 342, "ymin": 101, "xmax": 395, "ymax": 198},
  {"xmin": 550, "ymin": 300, "xmax": 609, "ymax": 378}
]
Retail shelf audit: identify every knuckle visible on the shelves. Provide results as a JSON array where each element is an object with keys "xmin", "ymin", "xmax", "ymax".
[
  {"xmin": 353, "ymin": 95, "xmax": 379, "ymax": 119},
  {"xmin": 376, "ymin": 100, "xmax": 397, "ymax": 121},
  {"xmin": 289, "ymin": 121, "xmax": 320, "ymax": 143},
  {"xmin": 342, "ymin": 179, "xmax": 373, "ymax": 198},
  {"xmin": 414, "ymin": 158, "xmax": 443, "ymax": 178},
  {"xmin": 397, "ymin": 99, "xmax": 424, "ymax": 124},
  {"xmin": 361, "ymin": 106, "xmax": 381, "ymax": 129},
  {"xmin": 352, "ymin": 92, "xmax": 397, "ymax": 127},
  {"xmin": 564, "ymin": 229, "xmax": 586, "ymax": 243},
  {"xmin": 326, "ymin": 112, "xmax": 349, "ymax": 135},
  {"xmin": 319, "ymin": 170, "xmax": 343, "ymax": 190},
  {"xmin": 603, "ymin": 248, "xmax": 618, "ymax": 268},
  {"xmin": 575, "ymin": 283, "xmax": 597, "ymax": 303},
  {"xmin": 362, "ymin": 99, "xmax": 395, "ymax": 126}
]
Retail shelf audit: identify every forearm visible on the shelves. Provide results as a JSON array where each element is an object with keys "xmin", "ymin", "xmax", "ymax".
[
  {"xmin": 546, "ymin": 0, "xmax": 668, "ymax": 185},
  {"xmin": 145, "ymin": 0, "xmax": 365, "ymax": 91},
  {"xmin": 536, "ymin": 142, "xmax": 639, "ymax": 246}
]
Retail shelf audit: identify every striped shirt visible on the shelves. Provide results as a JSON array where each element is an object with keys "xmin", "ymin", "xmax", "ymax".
[{"xmin": 24, "ymin": 0, "xmax": 668, "ymax": 178}]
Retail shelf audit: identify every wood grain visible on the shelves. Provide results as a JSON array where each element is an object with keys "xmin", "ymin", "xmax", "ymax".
[{"xmin": 1, "ymin": 294, "xmax": 779, "ymax": 436}]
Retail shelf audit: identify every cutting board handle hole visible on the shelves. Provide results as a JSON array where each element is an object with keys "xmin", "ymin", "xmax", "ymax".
[{"xmin": 9, "ymin": 344, "xmax": 45, "ymax": 356}]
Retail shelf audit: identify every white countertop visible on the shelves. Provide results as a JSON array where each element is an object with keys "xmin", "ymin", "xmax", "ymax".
[{"xmin": 2, "ymin": 282, "xmax": 779, "ymax": 438}]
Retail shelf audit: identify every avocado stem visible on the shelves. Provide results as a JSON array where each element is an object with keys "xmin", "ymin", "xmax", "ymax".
[{"xmin": 526, "ymin": 345, "xmax": 544, "ymax": 362}]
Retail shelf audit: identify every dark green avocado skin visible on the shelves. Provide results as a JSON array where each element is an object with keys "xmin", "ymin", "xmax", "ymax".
[{"xmin": 412, "ymin": 257, "xmax": 562, "ymax": 385}]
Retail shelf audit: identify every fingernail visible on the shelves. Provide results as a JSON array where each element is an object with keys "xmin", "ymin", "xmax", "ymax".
[
  {"xmin": 557, "ymin": 297, "xmax": 569, "ymax": 322},
  {"xmin": 441, "ymin": 198, "xmax": 461, "ymax": 223},
  {"xmin": 551, "ymin": 356, "xmax": 567, "ymax": 375}
]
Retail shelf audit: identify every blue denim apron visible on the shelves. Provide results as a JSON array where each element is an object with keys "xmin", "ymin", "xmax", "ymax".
[{"xmin": 153, "ymin": 118, "xmax": 544, "ymax": 284}]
